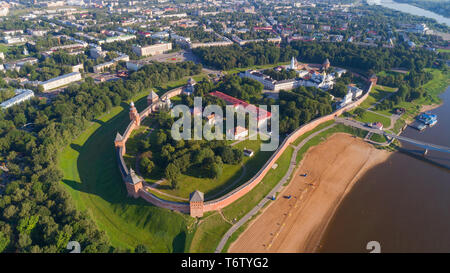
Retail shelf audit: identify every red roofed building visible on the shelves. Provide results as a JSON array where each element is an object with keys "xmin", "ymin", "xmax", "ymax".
[
  {"xmin": 233, "ymin": 126, "xmax": 248, "ymax": 140},
  {"xmin": 209, "ymin": 91, "xmax": 271, "ymax": 128}
]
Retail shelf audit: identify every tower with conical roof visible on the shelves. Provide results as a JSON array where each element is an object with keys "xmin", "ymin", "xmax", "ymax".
[
  {"xmin": 114, "ymin": 132, "xmax": 126, "ymax": 155},
  {"xmin": 322, "ymin": 58, "xmax": 330, "ymax": 70},
  {"xmin": 147, "ymin": 90, "xmax": 159, "ymax": 106},
  {"xmin": 189, "ymin": 190, "xmax": 204, "ymax": 217},
  {"xmin": 129, "ymin": 101, "xmax": 140, "ymax": 126},
  {"xmin": 125, "ymin": 168, "xmax": 144, "ymax": 198}
]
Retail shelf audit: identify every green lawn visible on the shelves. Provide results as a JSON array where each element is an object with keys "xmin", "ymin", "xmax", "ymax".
[
  {"xmin": 358, "ymin": 84, "xmax": 397, "ymax": 110},
  {"xmin": 58, "ymin": 85, "xmax": 198, "ymax": 252},
  {"xmin": 153, "ymin": 74, "xmax": 207, "ymax": 94},
  {"xmin": 292, "ymin": 120, "xmax": 335, "ymax": 146},
  {"xmin": 351, "ymin": 107, "xmax": 391, "ymax": 128},
  {"xmin": 370, "ymin": 133, "xmax": 388, "ymax": 143},
  {"xmin": 0, "ymin": 44, "xmax": 8, "ymax": 53}
]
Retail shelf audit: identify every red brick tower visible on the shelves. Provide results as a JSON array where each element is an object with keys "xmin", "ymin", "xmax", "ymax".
[
  {"xmin": 129, "ymin": 101, "xmax": 140, "ymax": 126},
  {"xmin": 147, "ymin": 90, "xmax": 159, "ymax": 106},
  {"xmin": 369, "ymin": 74, "xmax": 378, "ymax": 85},
  {"xmin": 114, "ymin": 132, "xmax": 126, "ymax": 155},
  {"xmin": 125, "ymin": 168, "xmax": 143, "ymax": 198},
  {"xmin": 189, "ymin": 190, "xmax": 204, "ymax": 217}
]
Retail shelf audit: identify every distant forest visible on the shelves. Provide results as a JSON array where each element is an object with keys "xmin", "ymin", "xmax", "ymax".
[{"xmin": 193, "ymin": 41, "xmax": 438, "ymax": 74}]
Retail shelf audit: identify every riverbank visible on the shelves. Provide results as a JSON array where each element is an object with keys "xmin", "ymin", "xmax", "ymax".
[{"xmin": 229, "ymin": 133, "xmax": 391, "ymax": 252}]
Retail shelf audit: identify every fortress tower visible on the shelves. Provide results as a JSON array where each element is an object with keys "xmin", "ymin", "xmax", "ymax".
[
  {"xmin": 125, "ymin": 168, "xmax": 143, "ymax": 198},
  {"xmin": 147, "ymin": 90, "xmax": 159, "ymax": 106},
  {"xmin": 189, "ymin": 190, "xmax": 204, "ymax": 217},
  {"xmin": 322, "ymin": 58, "xmax": 330, "ymax": 70},
  {"xmin": 114, "ymin": 132, "xmax": 126, "ymax": 155},
  {"xmin": 129, "ymin": 101, "xmax": 141, "ymax": 126},
  {"xmin": 369, "ymin": 74, "xmax": 378, "ymax": 85}
]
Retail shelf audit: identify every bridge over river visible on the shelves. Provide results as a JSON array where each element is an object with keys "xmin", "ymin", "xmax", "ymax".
[{"xmin": 335, "ymin": 118, "xmax": 450, "ymax": 155}]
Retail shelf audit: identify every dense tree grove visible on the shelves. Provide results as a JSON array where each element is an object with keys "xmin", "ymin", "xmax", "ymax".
[
  {"xmin": 215, "ymin": 75, "xmax": 264, "ymax": 102},
  {"xmin": 290, "ymin": 41, "xmax": 437, "ymax": 73},
  {"xmin": 137, "ymin": 111, "xmax": 243, "ymax": 186},
  {"xmin": 278, "ymin": 86, "xmax": 333, "ymax": 135},
  {"xmin": 0, "ymin": 61, "xmax": 201, "ymax": 253},
  {"xmin": 262, "ymin": 68, "xmax": 297, "ymax": 81},
  {"xmin": 377, "ymin": 70, "xmax": 433, "ymax": 89},
  {"xmin": 376, "ymin": 69, "xmax": 435, "ymax": 111},
  {"xmin": 192, "ymin": 42, "xmax": 298, "ymax": 70}
]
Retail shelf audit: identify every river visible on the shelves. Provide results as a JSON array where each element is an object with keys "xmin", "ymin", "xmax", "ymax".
[
  {"xmin": 368, "ymin": 0, "xmax": 450, "ymax": 27},
  {"xmin": 320, "ymin": 86, "xmax": 450, "ymax": 252}
]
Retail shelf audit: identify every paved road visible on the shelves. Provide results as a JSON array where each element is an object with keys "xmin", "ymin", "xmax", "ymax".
[
  {"xmin": 336, "ymin": 118, "xmax": 450, "ymax": 154},
  {"xmin": 214, "ymin": 123, "xmax": 337, "ymax": 253}
]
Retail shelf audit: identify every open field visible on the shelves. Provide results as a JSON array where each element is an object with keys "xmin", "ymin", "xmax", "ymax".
[
  {"xmin": 350, "ymin": 107, "xmax": 391, "ymax": 128},
  {"xmin": 0, "ymin": 44, "xmax": 8, "ymax": 53},
  {"xmin": 229, "ymin": 133, "xmax": 390, "ymax": 252}
]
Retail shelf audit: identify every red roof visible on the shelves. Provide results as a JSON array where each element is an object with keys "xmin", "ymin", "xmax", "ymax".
[
  {"xmin": 209, "ymin": 91, "xmax": 271, "ymax": 121},
  {"xmin": 234, "ymin": 126, "xmax": 248, "ymax": 135}
]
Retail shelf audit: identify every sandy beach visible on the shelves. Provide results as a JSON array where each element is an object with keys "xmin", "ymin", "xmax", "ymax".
[{"xmin": 229, "ymin": 133, "xmax": 391, "ymax": 253}]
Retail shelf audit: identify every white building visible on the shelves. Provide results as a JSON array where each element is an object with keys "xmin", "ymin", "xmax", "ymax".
[
  {"xmin": 338, "ymin": 92, "xmax": 353, "ymax": 108},
  {"xmin": 90, "ymin": 46, "xmax": 105, "ymax": 59},
  {"xmin": 3, "ymin": 36, "xmax": 27, "ymax": 44},
  {"xmin": 103, "ymin": 34, "xmax": 136, "ymax": 44},
  {"xmin": 348, "ymin": 85, "xmax": 363, "ymax": 100},
  {"xmin": 40, "ymin": 72, "xmax": 82, "ymax": 91},
  {"xmin": 126, "ymin": 60, "xmax": 144, "ymax": 71},
  {"xmin": 0, "ymin": 89, "xmax": 34, "ymax": 109},
  {"xmin": 132, "ymin": 43, "xmax": 172, "ymax": 57},
  {"xmin": 93, "ymin": 53, "xmax": 129, "ymax": 73},
  {"xmin": 71, "ymin": 64, "xmax": 84, "ymax": 72},
  {"xmin": 0, "ymin": 3, "xmax": 9, "ymax": 17}
]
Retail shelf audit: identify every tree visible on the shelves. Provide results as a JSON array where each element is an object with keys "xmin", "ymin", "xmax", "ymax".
[
  {"xmin": 140, "ymin": 157, "xmax": 154, "ymax": 175},
  {"xmin": 165, "ymin": 163, "xmax": 181, "ymax": 183},
  {"xmin": 156, "ymin": 131, "xmax": 167, "ymax": 146},
  {"xmin": 0, "ymin": 232, "xmax": 9, "ymax": 253},
  {"xmin": 171, "ymin": 179, "xmax": 179, "ymax": 190},
  {"xmin": 134, "ymin": 244, "xmax": 149, "ymax": 253},
  {"xmin": 210, "ymin": 163, "xmax": 222, "ymax": 179},
  {"xmin": 354, "ymin": 108, "xmax": 365, "ymax": 118},
  {"xmin": 218, "ymin": 146, "xmax": 232, "ymax": 163}
]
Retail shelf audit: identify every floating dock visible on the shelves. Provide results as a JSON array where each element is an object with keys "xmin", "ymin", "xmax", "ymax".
[
  {"xmin": 410, "ymin": 113, "xmax": 438, "ymax": 131},
  {"xmin": 410, "ymin": 121, "xmax": 427, "ymax": 131}
]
